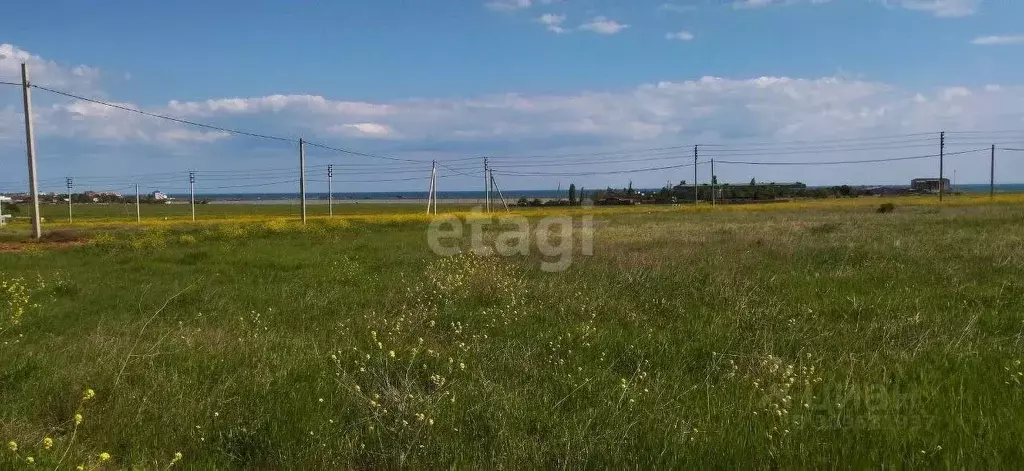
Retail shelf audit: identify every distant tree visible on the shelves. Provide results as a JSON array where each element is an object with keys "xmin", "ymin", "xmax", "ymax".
[
  {"xmin": 568, "ymin": 183, "xmax": 577, "ymax": 206},
  {"xmin": 4, "ymin": 203, "xmax": 20, "ymax": 215},
  {"xmin": 627, "ymin": 180, "xmax": 634, "ymax": 195},
  {"xmin": 712, "ymin": 175, "xmax": 718, "ymax": 185},
  {"xmin": 516, "ymin": 197, "xmax": 529, "ymax": 206},
  {"xmin": 750, "ymin": 177, "xmax": 756, "ymax": 186}
]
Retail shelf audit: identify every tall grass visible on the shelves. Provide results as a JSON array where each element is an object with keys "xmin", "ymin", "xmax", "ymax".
[{"xmin": 1, "ymin": 200, "xmax": 1023, "ymax": 467}]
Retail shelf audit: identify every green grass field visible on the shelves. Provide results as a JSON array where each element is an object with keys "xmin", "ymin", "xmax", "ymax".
[{"xmin": 2, "ymin": 199, "xmax": 1023, "ymax": 468}]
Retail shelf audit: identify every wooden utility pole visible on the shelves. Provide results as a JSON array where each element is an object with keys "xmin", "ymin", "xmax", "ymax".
[{"xmin": 21, "ymin": 63, "xmax": 42, "ymax": 239}]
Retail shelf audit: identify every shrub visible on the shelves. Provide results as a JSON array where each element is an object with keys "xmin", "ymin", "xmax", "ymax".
[
  {"xmin": 877, "ymin": 203, "xmax": 895, "ymax": 214},
  {"xmin": 40, "ymin": 229, "xmax": 83, "ymax": 243}
]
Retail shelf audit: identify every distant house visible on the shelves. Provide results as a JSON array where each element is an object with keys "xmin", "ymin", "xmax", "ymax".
[
  {"xmin": 0, "ymin": 195, "xmax": 11, "ymax": 226},
  {"xmin": 151, "ymin": 190, "xmax": 169, "ymax": 201},
  {"xmin": 910, "ymin": 178, "xmax": 950, "ymax": 193}
]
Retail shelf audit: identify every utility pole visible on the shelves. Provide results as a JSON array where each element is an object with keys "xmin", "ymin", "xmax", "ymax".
[
  {"xmin": 990, "ymin": 145, "xmax": 995, "ymax": 199},
  {"xmin": 693, "ymin": 145, "xmax": 699, "ymax": 205},
  {"xmin": 189, "ymin": 170, "xmax": 196, "ymax": 222},
  {"xmin": 711, "ymin": 158, "xmax": 716, "ymax": 207},
  {"xmin": 66, "ymin": 177, "xmax": 73, "ymax": 223},
  {"xmin": 135, "ymin": 183, "xmax": 141, "ymax": 223},
  {"xmin": 299, "ymin": 138, "xmax": 307, "ymax": 224},
  {"xmin": 327, "ymin": 164, "xmax": 334, "ymax": 217},
  {"xmin": 431, "ymin": 161, "xmax": 437, "ymax": 215},
  {"xmin": 483, "ymin": 158, "xmax": 490, "ymax": 213},
  {"xmin": 427, "ymin": 160, "xmax": 436, "ymax": 215},
  {"xmin": 938, "ymin": 131, "xmax": 945, "ymax": 202},
  {"xmin": 491, "ymin": 171, "xmax": 509, "ymax": 212},
  {"xmin": 21, "ymin": 63, "xmax": 42, "ymax": 239}
]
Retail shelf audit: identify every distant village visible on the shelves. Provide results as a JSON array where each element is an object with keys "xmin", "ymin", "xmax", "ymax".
[
  {"xmin": 516, "ymin": 178, "xmax": 953, "ymax": 206},
  {"xmin": 0, "ymin": 190, "xmax": 171, "ymax": 206}
]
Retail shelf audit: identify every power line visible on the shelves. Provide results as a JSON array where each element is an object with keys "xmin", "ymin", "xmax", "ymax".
[
  {"xmin": 436, "ymin": 162, "xmax": 477, "ymax": 178},
  {"xmin": 499, "ymin": 161, "xmax": 703, "ymax": 177},
  {"xmin": 202, "ymin": 179, "xmax": 299, "ymax": 190},
  {"xmin": 30, "ymin": 84, "xmax": 295, "ymax": 143},
  {"xmin": 715, "ymin": 148, "xmax": 986, "ymax": 166},
  {"xmin": 302, "ymin": 140, "xmax": 423, "ymax": 163}
]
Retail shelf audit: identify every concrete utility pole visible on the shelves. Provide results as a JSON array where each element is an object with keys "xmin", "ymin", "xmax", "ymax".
[
  {"xmin": 135, "ymin": 184, "xmax": 141, "ymax": 223},
  {"xmin": 431, "ymin": 162, "xmax": 438, "ymax": 215},
  {"xmin": 938, "ymin": 131, "xmax": 945, "ymax": 202},
  {"xmin": 299, "ymin": 138, "xmax": 307, "ymax": 224},
  {"xmin": 990, "ymin": 145, "xmax": 996, "ymax": 199},
  {"xmin": 427, "ymin": 160, "xmax": 436, "ymax": 215},
  {"xmin": 189, "ymin": 171, "xmax": 196, "ymax": 222},
  {"xmin": 483, "ymin": 158, "xmax": 490, "ymax": 213},
  {"xmin": 327, "ymin": 164, "xmax": 334, "ymax": 217},
  {"xmin": 693, "ymin": 145, "xmax": 698, "ymax": 205},
  {"xmin": 491, "ymin": 171, "xmax": 509, "ymax": 212},
  {"xmin": 21, "ymin": 63, "xmax": 42, "ymax": 239},
  {"xmin": 66, "ymin": 177, "xmax": 73, "ymax": 223},
  {"xmin": 711, "ymin": 158, "xmax": 716, "ymax": 207}
]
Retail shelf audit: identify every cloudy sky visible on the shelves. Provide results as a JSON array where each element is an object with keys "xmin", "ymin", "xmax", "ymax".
[{"xmin": 1, "ymin": 0, "xmax": 1023, "ymax": 194}]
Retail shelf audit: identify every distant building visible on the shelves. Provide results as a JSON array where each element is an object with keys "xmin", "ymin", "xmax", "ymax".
[
  {"xmin": 910, "ymin": 178, "xmax": 950, "ymax": 192},
  {"xmin": 0, "ymin": 195, "xmax": 11, "ymax": 226},
  {"xmin": 151, "ymin": 191, "xmax": 169, "ymax": 201}
]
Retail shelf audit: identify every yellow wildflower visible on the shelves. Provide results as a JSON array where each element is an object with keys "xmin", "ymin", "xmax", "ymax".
[
  {"xmin": 74, "ymin": 413, "xmax": 83, "ymax": 425},
  {"xmin": 42, "ymin": 437, "xmax": 53, "ymax": 449},
  {"xmin": 82, "ymin": 389, "xmax": 96, "ymax": 401},
  {"xmin": 26, "ymin": 456, "xmax": 34, "ymax": 464},
  {"xmin": 7, "ymin": 441, "xmax": 16, "ymax": 452},
  {"xmin": 99, "ymin": 452, "xmax": 111, "ymax": 461}
]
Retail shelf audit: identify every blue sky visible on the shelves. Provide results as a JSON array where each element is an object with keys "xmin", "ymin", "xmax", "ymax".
[{"xmin": 2, "ymin": 0, "xmax": 1023, "ymax": 194}]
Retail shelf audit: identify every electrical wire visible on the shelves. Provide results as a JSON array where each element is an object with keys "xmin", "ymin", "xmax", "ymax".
[
  {"xmin": 714, "ymin": 148, "xmax": 986, "ymax": 166},
  {"xmin": 498, "ymin": 161, "xmax": 703, "ymax": 177},
  {"xmin": 302, "ymin": 140, "xmax": 423, "ymax": 163},
  {"xmin": 31, "ymin": 84, "xmax": 294, "ymax": 143}
]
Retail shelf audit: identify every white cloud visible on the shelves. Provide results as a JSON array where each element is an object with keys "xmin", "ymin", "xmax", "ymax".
[
  {"xmin": 0, "ymin": 43, "xmax": 101, "ymax": 92},
  {"xmin": 665, "ymin": 30, "xmax": 696, "ymax": 41},
  {"xmin": 485, "ymin": 0, "xmax": 532, "ymax": 12},
  {"xmin": 155, "ymin": 76, "xmax": 1023, "ymax": 147},
  {"xmin": 331, "ymin": 123, "xmax": 394, "ymax": 138},
  {"xmin": 971, "ymin": 35, "xmax": 1024, "ymax": 46},
  {"xmin": 881, "ymin": 0, "xmax": 980, "ymax": 17},
  {"xmin": 5, "ymin": 42, "xmax": 1024, "ymax": 189},
  {"xmin": 578, "ymin": 16, "xmax": 629, "ymax": 35},
  {"xmin": 538, "ymin": 13, "xmax": 568, "ymax": 33},
  {"xmin": 733, "ymin": 0, "xmax": 834, "ymax": 9},
  {"xmin": 733, "ymin": 0, "xmax": 976, "ymax": 17}
]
